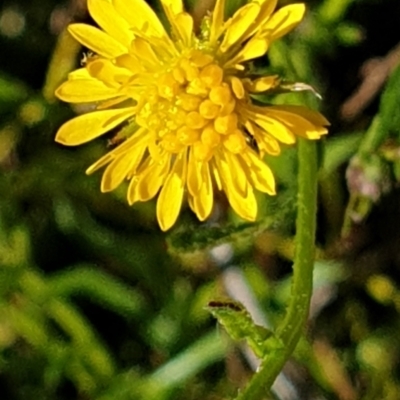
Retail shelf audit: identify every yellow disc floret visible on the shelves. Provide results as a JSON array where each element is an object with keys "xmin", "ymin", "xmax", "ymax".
[{"xmin": 135, "ymin": 54, "xmax": 242, "ymax": 162}]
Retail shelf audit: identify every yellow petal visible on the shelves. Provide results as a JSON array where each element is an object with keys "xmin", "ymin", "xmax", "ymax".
[
  {"xmin": 160, "ymin": 1, "xmax": 192, "ymax": 46},
  {"xmin": 192, "ymin": 162, "xmax": 213, "ymax": 221},
  {"xmin": 87, "ymin": 59, "xmax": 131, "ymax": 86},
  {"xmin": 258, "ymin": 0, "xmax": 278, "ymax": 19},
  {"xmin": 266, "ymin": 107, "xmax": 328, "ymax": 139},
  {"xmin": 131, "ymin": 38, "xmax": 160, "ymax": 68},
  {"xmin": 187, "ymin": 148, "xmax": 201, "ymax": 196},
  {"xmin": 220, "ymin": 3, "xmax": 261, "ymax": 52},
  {"xmin": 174, "ymin": 13, "xmax": 194, "ymax": 46},
  {"xmin": 249, "ymin": 109, "xmax": 296, "ymax": 144},
  {"xmin": 101, "ymin": 153, "xmax": 131, "ymax": 192},
  {"xmin": 226, "ymin": 181, "xmax": 257, "ymax": 221},
  {"xmin": 257, "ymin": 133, "xmax": 281, "ymax": 155},
  {"xmin": 214, "ymin": 150, "xmax": 248, "ymax": 202},
  {"xmin": 162, "ymin": 0, "xmax": 184, "ymax": 14},
  {"xmin": 126, "ymin": 157, "xmax": 149, "ymax": 204},
  {"xmin": 210, "ymin": 0, "xmax": 226, "ymax": 43},
  {"xmin": 86, "ymin": 128, "xmax": 148, "ymax": 174},
  {"xmin": 241, "ymin": 151, "xmax": 276, "ymax": 194},
  {"xmin": 96, "ymin": 96, "xmax": 132, "ymax": 110},
  {"xmin": 213, "ymin": 150, "xmax": 232, "ymax": 188},
  {"xmin": 232, "ymin": 0, "xmax": 278, "ymax": 44},
  {"xmin": 130, "ymin": 155, "xmax": 170, "ymax": 202},
  {"xmin": 225, "ymin": 151, "xmax": 247, "ymax": 196},
  {"xmin": 246, "ymin": 0, "xmax": 277, "ymax": 38},
  {"xmin": 263, "ymin": 135, "xmax": 280, "ymax": 155},
  {"xmin": 270, "ymin": 105, "xmax": 330, "ymax": 127},
  {"xmin": 116, "ymin": 54, "xmax": 144, "ymax": 74},
  {"xmin": 56, "ymin": 79, "xmax": 121, "ymax": 103},
  {"xmin": 211, "ymin": 159, "xmax": 222, "ymax": 190},
  {"xmin": 263, "ymin": 4, "xmax": 305, "ymax": 41},
  {"xmin": 88, "ymin": 154, "xmax": 114, "ymax": 175},
  {"xmin": 68, "ymin": 68, "xmax": 91, "ymax": 80},
  {"xmin": 245, "ymin": 120, "xmax": 281, "ymax": 155},
  {"xmin": 68, "ymin": 24, "xmax": 126, "ymax": 58},
  {"xmin": 224, "ymin": 37, "xmax": 268, "ymax": 68},
  {"xmin": 157, "ymin": 152, "xmax": 187, "ymax": 231},
  {"xmin": 101, "ymin": 143, "xmax": 146, "ymax": 192},
  {"xmin": 55, "ymin": 108, "xmax": 135, "ymax": 146},
  {"xmin": 88, "ymin": 0, "xmax": 133, "ymax": 48},
  {"xmin": 113, "ymin": 0, "xmax": 166, "ymax": 37}
]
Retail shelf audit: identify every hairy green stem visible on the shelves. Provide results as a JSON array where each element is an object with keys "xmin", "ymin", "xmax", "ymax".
[{"xmin": 236, "ymin": 139, "xmax": 318, "ymax": 400}]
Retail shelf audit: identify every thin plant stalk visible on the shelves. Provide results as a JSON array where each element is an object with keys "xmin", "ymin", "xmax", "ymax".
[{"xmin": 236, "ymin": 139, "xmax": 318, "ymax": 399}]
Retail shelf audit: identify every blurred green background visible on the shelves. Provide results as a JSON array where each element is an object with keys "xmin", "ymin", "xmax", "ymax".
[{"xmin": 1, "ymin": 0, "xmax": 400, "ymax": 399}]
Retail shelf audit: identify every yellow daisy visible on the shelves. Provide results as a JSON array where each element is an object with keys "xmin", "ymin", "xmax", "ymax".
[{"xmin": 55, "ymin": 0, "xmax": 329, "ymax": 231}]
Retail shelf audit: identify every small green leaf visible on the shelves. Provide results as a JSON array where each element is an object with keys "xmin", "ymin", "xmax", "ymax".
[
  {"xmin": 207, "ymin": 300, "xmax": 273, "ymax": 358},
  {"xmin": 335, "ymin": 22, "xmax": 363, "ymax": 46}
]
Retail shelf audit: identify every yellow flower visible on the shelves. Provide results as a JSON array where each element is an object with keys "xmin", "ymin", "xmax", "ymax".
[{"xmin": 55, "ymin": 0, "xmax": 329, "ymax": 231}]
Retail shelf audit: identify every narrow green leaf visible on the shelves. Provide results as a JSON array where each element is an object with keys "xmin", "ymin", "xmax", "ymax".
[
  {"xmin": 48, "ymin": 266, "xmax": 146, "ymax": 317},
  {"xmin": 321, "ymin": 132, "xmax": 363, "ymax": 175},
  {"xmin": 380, "ymin": 65, "xmax": 400, "ymax": 138}
]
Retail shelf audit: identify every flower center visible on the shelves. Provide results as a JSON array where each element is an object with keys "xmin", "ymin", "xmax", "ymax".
[{"xmin": 135, "ymin": 52, "xmax": 246, "ymax": 161}]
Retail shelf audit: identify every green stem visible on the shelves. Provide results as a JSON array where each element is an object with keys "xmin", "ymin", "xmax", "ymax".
[
  {"xmin": 358, "ymin": 115, "xmax": 385, "ymax": 155},
  {"xmin": 276, "ymin": 139, "xmax": 318, "ymax": 347},
  {"xmin": 236, "ymin": 139, "xmax": 318, "ymax": 400}
]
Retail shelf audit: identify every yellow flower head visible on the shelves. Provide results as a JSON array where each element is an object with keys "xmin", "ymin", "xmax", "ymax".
[{"xmin": 55, "ymin": 0, "xmax": 329, "ymax": 231}]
